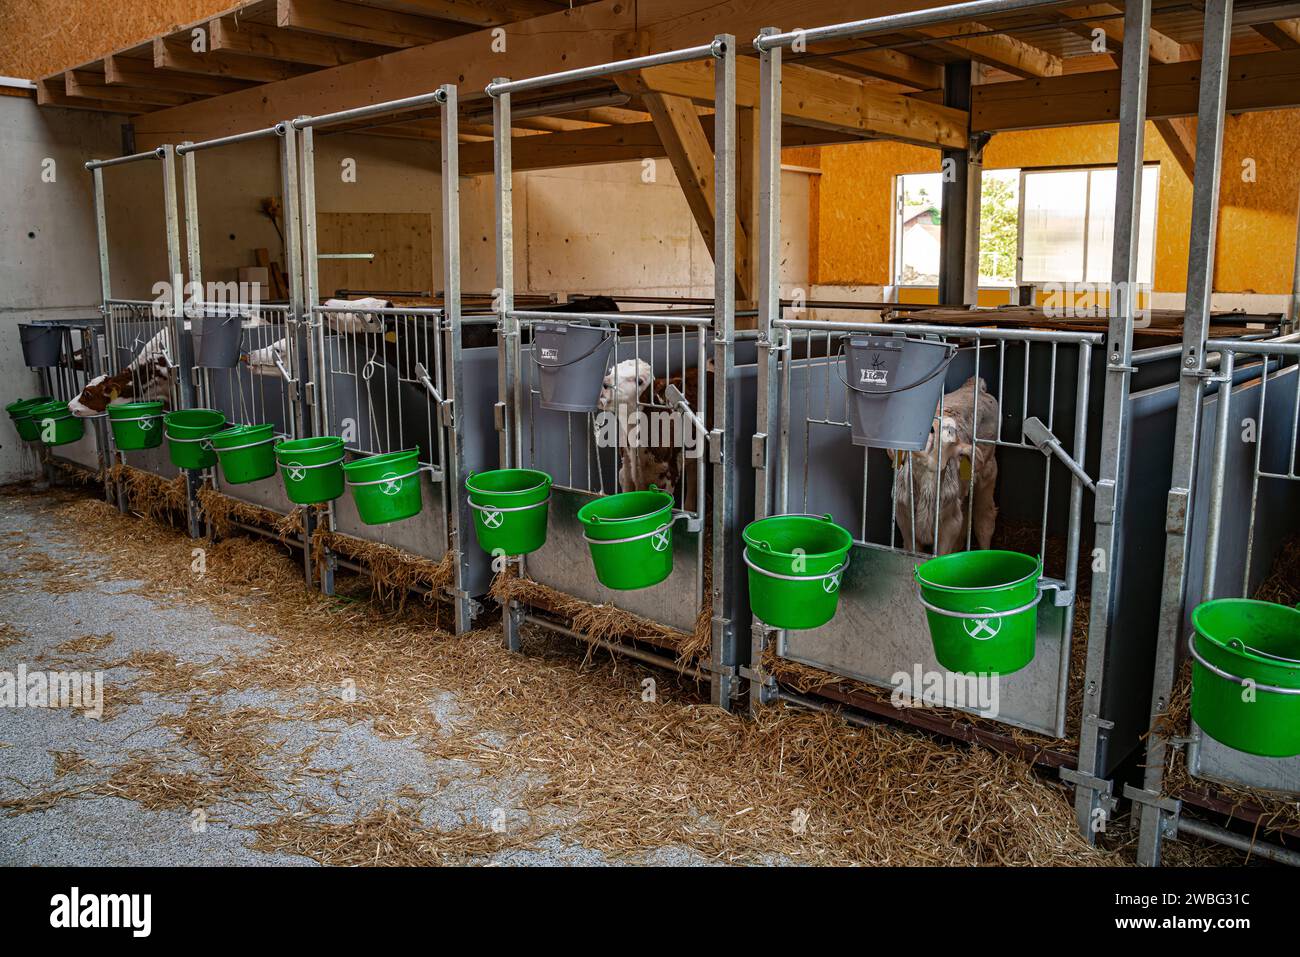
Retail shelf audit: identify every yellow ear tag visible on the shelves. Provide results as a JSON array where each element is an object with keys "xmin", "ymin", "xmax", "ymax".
[
  {"xmin": 384, "ymin": 331, "xmax": 397, "ymax": 343},
  {"xmin": 959, "ymin": 457, "xmax": 972, "ymax": 483},
  {"xmin": 108, "ymin": 388, "xmax": 120, "ymax": 400}
]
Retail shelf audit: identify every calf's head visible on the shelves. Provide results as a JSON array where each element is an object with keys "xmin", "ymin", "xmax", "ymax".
[{"xmin": 598, "ymin": 358, "xmax": 653, "ymax": 412}]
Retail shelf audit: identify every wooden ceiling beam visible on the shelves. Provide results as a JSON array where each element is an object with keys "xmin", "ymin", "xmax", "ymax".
[
  {"xmin": 972, "ymin": 47, "xmax": 1300, "ymax": 131},
  {"xmin": 153, "ymin": 37, "xmax": 312, "ymax": 82},
  {"xmin": 1153, "ymin": 116, "xmax": 1195, "ymax": 180},
  {"xmin": 64, "ymin": 69, "xmax": 202, "ymax": 107},
  {"xmin": 36, "ymin": 78, "xmax": 140, "ymax": 114},
  {"xmin": 911, "ymin": 23, "xmax": 1063, "ymax": 78},
  {"xmin": 1251, "ymin": 19, "xmax": 1300, "ymax": 51},
  {"xmin": 619, "ymin": 57, "xmax": 966, "ymax": 149},
  {"xmin": 208, "ymin": 15, "xmax": 392, "ymax": 65},
  {"xmin": 1055, "ymin": 5, "xmax": 1185, "ymax": 65},
  {"xmin": 276, "ymin": 0, "xmax": 472, "ymax": 48},
  {"xmin": 801, "ymin": 39, "xmax": 944, "ymax": 90},
  {"xmin": 104, "ymin": 54, "xmax": 256, "ymax": 95},
  {"xmin": 358, "ymin": 0, "xmax": 565, "ymax": 28}
]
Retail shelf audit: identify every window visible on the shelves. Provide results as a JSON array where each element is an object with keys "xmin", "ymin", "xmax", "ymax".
[
  {"xmin": 1019, "ymin": 165, "xmax": 1159, "ymax": 286},
  {"xmin": 891, "ymin": 165, "xmax": 1158, "ymax": 289}
]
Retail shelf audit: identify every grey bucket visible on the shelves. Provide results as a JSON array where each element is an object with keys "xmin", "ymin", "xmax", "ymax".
[
  {"xmin": 19, "ymin": 324, "xmax": 63, "ymax": 368},
  {"xmin": 532, "ymin": 321, "xmax": 615, "ymax": 413},
  {"xmin": 193, "ymin": 314, "xmax": 243, "ymax": 368},
  {"xmin": 843, "ymin": 336, "xmax": 956, "ymax": 451}
]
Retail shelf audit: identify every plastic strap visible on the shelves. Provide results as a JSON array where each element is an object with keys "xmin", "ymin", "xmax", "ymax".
[{"xmin": 1187, "ymin": 633, "xmax": 1300, "ymax": 696}]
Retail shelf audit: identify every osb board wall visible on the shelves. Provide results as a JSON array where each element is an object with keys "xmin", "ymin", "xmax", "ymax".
[
  {"xmin": 0, "ymin": 0, "xmax": 233, "ymax": 80},
  {"xmin": 316, "ymin": 212, "xmax": 434, "ymax": 296},
  {"xmin": 809, "ymin": 110, "xmax": 1300, "ymax": 296}
]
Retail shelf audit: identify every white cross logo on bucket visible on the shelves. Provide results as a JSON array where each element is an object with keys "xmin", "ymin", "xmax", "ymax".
[
  {"xmin": 963, "ymin": 607, "xmax": 1001, "ymax": 640},
  {"xmin": 481, "ymin": 508, "xmax": 504, "ymax": 529},
  {"xmin": 651, "ymin": 527, "xmax": 671, "ymax": 552},
  {"xmin": 822, "ymin": 568, "xmax": 842, "ymax": 594},
  {"xmin": 380, "ymin": 472, "xmax": 404, "ymax": 496},
  {"xmin": 138, "ymin": 416, "xmax": 155, "ymax": 431},
  {"xmin": 285, "ymin": 461, "xmax": 307, "ymax": 483}
]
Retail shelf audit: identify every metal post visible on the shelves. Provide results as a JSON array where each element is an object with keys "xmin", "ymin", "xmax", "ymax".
[
  {"xmin": 90, "ymin": 165, "xmax": 126, "ymax": 511},
  {"xmin": 750, "ymin": 26, "xmax": 783, "ymax": 714},
  {"xmin": 711, "ymin": 35, "xmax": 739, "ymax": 711},
  {"xmin": 1289, "ymin": 187, "xmax": 1300, "ymax": 334},
  {"xmin": 492, "ymin": 78, "xmax": 521, "ymax": 651},
  {"xmin": 440, "ymin": 85, "xmax": 475, "ymax": 635},
  {"xmin": 939, "ymin": 61, "xmax": 981, "ymax": 306},
  {"xmin": 1070, "ymin": 0, "xmax": 1152, "ymax": 839},
  {"xmin": 1135, "ymin": 0, "xmax": 1235, "ymax": 868}
]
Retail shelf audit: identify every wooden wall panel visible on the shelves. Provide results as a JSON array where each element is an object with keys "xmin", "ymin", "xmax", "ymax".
[{"xmin": 316, "ymin": 211, "xmax": 434, "ymax": 296}]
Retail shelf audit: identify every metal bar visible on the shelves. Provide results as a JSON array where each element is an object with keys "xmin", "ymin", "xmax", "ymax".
[
  {"xmin": 1202, "ymin": 349, "xmax": 1236, "ymax": 599},
  {"xmin": 755, "ymin": 0, "xmax": 1064, "ymax": 50},
  {"xmin": 1176, "ymin": 817, "xmax": 1300, "ymax": 867},
  {"xmin": 293, "ymin": 88, "xmax": 447, "ymax": 130},
  {"xmin": 939, "ymin": 61, "xmax": 980, "ymax": 307},
  {"xmin": 509, "ymin": 310, "xmax": 712, "ymax": 328},
  {"xmin": 1074, "ymin": 0, "xmax": 1153, "ymax": 842},
  {"xmin": 85, "ymin": 149, "xmax": 164, "ymax": 170},
  {"xmin": 1205, "ymin": 338, "xmax": 1300, "ymax": 357},
  {"xmin": 180, "ymin": 146, "xmax": 202, "ymax": 303},
  {"xmin": 710, "ymin": 34, "xmax": 739, "ymax": 712},
  {"xmin": 176, "ymin": 125, "xmax": 282, "ymax": 154},
  {"xmin": 299, "ymin": 124, "xmax": 326, "ymax": 439},
  {"xmin": 486, "ymin": 41, "xmax": 722, "ymax": 98},
  {"xmin": 777, "ymin": 317, "xmax": 1102, "ymax": 344},
  {"xmin": 1137, "ymin": 0, "xmax": 1235, "ymax": 869},
  {"xmin": 493, "ymin": 79, "xmax": 519, "ymax": 474},
  {"xmin": 159, "ymin": 145, "xmax": 193, "ymax": 411}
]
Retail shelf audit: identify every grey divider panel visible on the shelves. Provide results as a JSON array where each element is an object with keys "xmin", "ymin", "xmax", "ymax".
[
  {"xmin": 518, "ymin": 332, "xmax": 710, "ymax": 635},
  {"xmin": 727, "ymin": 355, "xmax": 758, "ymax": 666},
  {"xmin": 112, "ymin": 317, "xmax": 197, "ymax": 480},
  {"xmin": 330, "ymin": 341, "xmax": 500, "ymax": 598},
  {"xmin": 776, "ymin": 351, "xmax": 1071, "ymax": 737},
  {"xmin": 55, "ymin": 429, "xmax": 106, "ymax": 473},
  {"xmin": 1185, "ymin": 362, "xmax": 1300, "ymax": 794}
]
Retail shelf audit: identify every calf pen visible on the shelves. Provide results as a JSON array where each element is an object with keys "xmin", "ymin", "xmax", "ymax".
[
  {"xmin": 293, "ymin": 87, "xmax": 492, "ymax": 632},
  {"xmin": 1133, "ymin": 336, "xmax": 1300, "ymax": 866},
  {"xmin": 490, "ymin": 38, "xmax": 750, "ymax": 709}
]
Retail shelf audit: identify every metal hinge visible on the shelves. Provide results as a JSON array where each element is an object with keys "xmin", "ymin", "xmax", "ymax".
[
  {"xmin": 1165, "ymin": 486, "xmax": 1190, "ymax": 535},
  {"xmin": 1059, "ymin": 767, "xmax": 1117, "ymax": 813},
  {"xmin": 440, "ymin": 400, "xmax": 454, "ymax": 429},
  {"xmin": 493, "ymin": 402, "xmax": 506, "ymax": 432},
  {"xmin": 1122, "ymin": 783, "xmax": 1181, "ymax": 815},
  {"xmin": 304, "ymin": 381, "xmax": 316, "ymax": 406},
  {"xmin": 751, "ymin": 432, "xmax": 767, "ymax": 469},
  {"xmin": 1093, "ymin": 478, "xmax": 1117, "ymax": 525},
  {"xmin": 708, "ymin": 428, "xmax": 723, "ymax": 464}
]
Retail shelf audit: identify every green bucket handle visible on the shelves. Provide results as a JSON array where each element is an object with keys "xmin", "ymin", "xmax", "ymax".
[
  {"xmin": 585, "ymin": 484, "xmax": 669, "ymax": 525},
  {"xmin": 1187, "ymin": 632, "xmax": 1300, "ymax": 697}
]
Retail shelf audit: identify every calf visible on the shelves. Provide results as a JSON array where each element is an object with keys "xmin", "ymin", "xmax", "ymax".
[
  {"xmin": 891, "ymin": 375, "xmax": 998, "ymax": 556},
  {"xmin": 69, "ymin": 325, "xmax": 180, "ymax": 417}
]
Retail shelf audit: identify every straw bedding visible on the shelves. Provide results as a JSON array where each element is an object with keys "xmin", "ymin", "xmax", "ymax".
[
  {"xmin": 110, "ymin": 465, "xmax": 188, "ymax": 523},
  {"xmin": 312, "ymin": 528, "xmax": 453, "ymax": 610},
  {"xmin": 3, "ymin": 487, "xmax": 1125, "ymax": 865}
]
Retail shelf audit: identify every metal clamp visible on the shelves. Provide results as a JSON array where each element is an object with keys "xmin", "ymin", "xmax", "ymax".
[
  {"xmin": 912, "ymin": 582, "xmax": 1045, "ymax": 621},
  {"xmin": 1186, "ymin": 633, "xmax": 1300, "ymax": 696},
  {"xmin": 743, "ymin": 549, "xmax": 847, "ymax": 591},
  {"xmin": 582, "ymin": 522, "xmax": 672, "ymax": 548}
]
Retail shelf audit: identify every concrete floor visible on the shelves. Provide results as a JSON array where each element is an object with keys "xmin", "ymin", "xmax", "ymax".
[{"xmin": 0, "ymin": 489, "xmax": 709, "ymax": 866}]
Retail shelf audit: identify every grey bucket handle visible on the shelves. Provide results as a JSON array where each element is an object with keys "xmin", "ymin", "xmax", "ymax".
[
  {"xmin": 530, "ymin": 322, "xmax": 615, "ymax": 369},
  {"xmin": 836, "ymin": 336, "xmax": 957, "ymax": 397}
]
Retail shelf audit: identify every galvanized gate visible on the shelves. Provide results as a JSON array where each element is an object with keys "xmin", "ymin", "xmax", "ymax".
[
  {"xmin": 490, "ymin": 38, "xmax": 746, "ymax": 709},
  {"xmin": 295, "ymin": 86, "xmax": 484, "ymax": 632}
]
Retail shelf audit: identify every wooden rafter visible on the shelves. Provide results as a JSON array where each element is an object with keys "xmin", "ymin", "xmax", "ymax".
[
  {"xmin": 1251, "ymin": 19, "xmax": 1300, "ymax": 51},
  {"xmin": 801, "ymin": 40, "xmax": 943, "ymax": 91},
  {"xmin": 619, "ymin": 58, "xmax": 966, "ymax": 149},
  {"xmin": 1054, "ymin": 5, "xmax": 1185, "ymax": 65},
  {"xmin": 911, "ymin": 23, "xmax": 1062, "ymax": 78},
  {"xmin": 153, "ymin": 37, "xmax": 313, "ymax": 82},
  {"xmin": 276, "ymin": 0, "xmax": 472, "ymax": 47},
  {"xmin": 1153, "ymin": 116, "xmax": 1195, "ymax": 180},
  {"xmin": 65, "ymin": 70, "xmax": 201, "ymax": 108},
  {"xmin": 104, "ymin": 55, "xmax": 256, "ymax": 96},
  {"xmin": 209, "ymin": 15, "xmax": 392, "ymax": 65}
]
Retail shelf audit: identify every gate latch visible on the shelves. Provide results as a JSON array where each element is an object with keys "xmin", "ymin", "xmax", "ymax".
[
  {"xmin": 1023, "ymin": 417, "xmax": 1096, "ymax": 492},
  {"xmin": 664, "ymin": 383, "xmax": 719, "ymax": 462},
  {"xmin": 414, "ymin": 362, "xmax": 455, "ymax": 426}
]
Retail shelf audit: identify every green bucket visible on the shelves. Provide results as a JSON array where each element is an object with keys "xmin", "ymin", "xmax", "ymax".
[
  {"xmin": 342, "ymin": 449, "xmax": 423, "ymax": 525},
  {"xmin": 915, "ymin": 550, "xmax": 1043, "ymax": 675},
  {"xmin": 6, "ymin": 396, "xmax": 53, "ymax": 442},
  {"xmin": 210, "ymin": 423, "xmax": 278, "ymax": 485},
  {"xmin": 743, "ymin": 514, "xmax": 853, "ymax": 630},
  {"xmin": 1189, "ymin": 599, "xmax": 1300, "ymax": 758},
  {"xmin": 275, "ymin": 436, "xmax": 345, "ymax": 505},
  {"xmin": 466, "ymin": 468, "xmax": 552, "ymax": 556},
  {"xmin": 577, "ymin": 488, "xmax": 675, "ymax": 590},
  {"xmin": 164, "ymin": 409, "xmax": 226, "ymax": 470},
  {"xmin": 107, "ymin": 400, "xmax": 165, "ymax": 450},
  {"xmin": 28, "ymin": 400, "xmax": 84, "ymax": 447}
]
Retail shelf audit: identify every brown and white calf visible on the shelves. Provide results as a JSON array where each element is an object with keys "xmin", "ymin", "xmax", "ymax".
[
  {"xmin": 69, "ymin": 326, "xmax": 179, "ymax": 417},
  {"xmin": 891, "ymin": 375, "xmax": 999, "ymax": 556},
  {"xmin": 597, "ymin": 358, "xmax": 708, "ymax": 505}
]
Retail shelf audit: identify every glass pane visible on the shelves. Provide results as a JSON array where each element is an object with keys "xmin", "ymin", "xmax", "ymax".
[
  {"xmin": 1084, "ymin": 166, "xmax": 1159, "ymax": 285},
  {"xmin": 897, "ymin": 172, "xmax": 943, "ymax": 286},
  {"xmin": 978, "ymin": 169, "xmax": 1019, "ymax": 286},
  {"xmin": 1021, "ymin": 169, "xmax": 1088, "ymax": 283}
]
